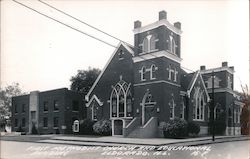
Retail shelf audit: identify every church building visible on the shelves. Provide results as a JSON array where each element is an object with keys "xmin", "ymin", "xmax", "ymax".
[{"xmin": 85, "ymin": 11, "xmax": 244, "ymax": 138}]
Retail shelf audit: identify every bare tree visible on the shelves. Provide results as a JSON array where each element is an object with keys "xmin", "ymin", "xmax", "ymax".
[{"xmin": 240, "ymin": 84, "xmax": 250, "ymax": 135}]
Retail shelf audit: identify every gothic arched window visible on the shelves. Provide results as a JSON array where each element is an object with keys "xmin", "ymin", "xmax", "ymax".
[
  {"xmin": 150, "ymin": 64, "xmax": 157, "ymax": 80},
  {"xmin": 126, "ymin": 90, "xmax": 132, "ymax": 117},
  {"xmin": 111, "ymin": 90, "xmax": 118, "ymax": 117},
  {"xmin": 193, "ymin": 87, "xmax": 206, "ymax": 121},
  {"xmin": 110, "ymin": 80, "xmax": 132, "ymax": 118},
  {"xmin": 142, "ymin": 37, "xmax": 149, "ymax": 53},
  {"xmin": 118, "ymin": 89, "xmax": 125, "ymax": 117},
  {"xmin": 142, "ymin": 35, "xmax": 158, "ymax": 53},
  {"xmin": 214, "ymin": 104, "xmax": 222, "ymax": 119},
  {"xmin": 91, "ymin": 100, "xmax": 98, "ymax": 121},
  {"xmin": 150, "ymin": 35, "xmax": 156, "ymax": 51},
  {"xmin": 169, "ymin": 99, "xmax": 176, "ymax": 119},
  {"xmin": 169, "ymin": 36, "xmax": 176, "ymax": 54},
  {"xmin": 140, "ymin": 66, "xmax": 146, "ymax": 81},
  {"xmin": 180, "ymin": 99, "xmax": 185, "ymax": 119}
]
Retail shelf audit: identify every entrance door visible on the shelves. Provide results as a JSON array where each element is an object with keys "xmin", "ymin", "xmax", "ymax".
[
  {"xmin": 141, "ymin": 90, "xmax": 156, "ymax": 125},
  {"xmin": 144, "ymin": 105, "xmax": 154, "ymax": 124},
  {"xmin": 113, "ymin": 120, "xmax": 123, "ymax": 135}
]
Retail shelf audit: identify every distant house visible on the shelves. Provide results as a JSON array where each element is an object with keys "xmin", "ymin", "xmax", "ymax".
[
  {"xmin": 12, "ymin": 88, "xmax": 85, "ymax": 134},
  {"xmin": 85, "ymin": 10, "xmax": 244, "ymax": 137}
]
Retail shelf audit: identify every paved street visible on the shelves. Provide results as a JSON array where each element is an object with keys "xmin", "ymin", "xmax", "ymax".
[{"xmin": 1, "ymin": 139, "xmax": 250, "ymax": 159}]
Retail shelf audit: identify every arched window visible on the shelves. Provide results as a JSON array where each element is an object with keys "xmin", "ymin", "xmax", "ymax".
[
  {"xmin": 142, "ymin": 37, "xmax": 149, "ymax": 53},
  {"xmin": 171, "ymin": 38, "xmax": 175, "ymax": 54},
  {"xmin": 126, "ymin": 90, "xmax": 132, "ymax": 117},
  {"xmin": 150, "ymin": 64, "xmax": 157, "ymax": 80},
  {"xmin": 227, "ymin": 76, "xmax": 232, "ymax": 89},
  {"xmin": 200, "ymin": 95, "xmax": 204, "ymax": 119},
  {"xmin": 91, "ymin": 100, "xmax": 98, "ymax": 121},
  {"xmin": 142, "ymin": 35, "xmax": 157, "ymax": 53},
  {"xmin": 118, "ymin": 89, "xmax": 125, "ymax": 117},
  {"xmin": 234, "ymin": 107, "xmax": 240, "ymax": 123},
  {"xmin": 111, "ymin": 90, "xmax": 118, "ymax": 117},
  {"xmin": 150, "ymin": 35, "xmax": 156, "ymax": 51},
  {"xmin": 140, "ymin": 66, "xmax": 146, "ymax": 81},
  {"xmin": 110, "ymin": 80, "xmax": 132, "ymax": 118},
  {"xmin": 193, "ymin": 87, "xmax": 205, "ymax": 121},
  {"xmin": 180, "ymin": 99, "xmax": 185, "ymax": 119},
  {"xmin": 214, "ymin": 104, "xmax": 221, "ymax": 119},
  {"xmin": 169, "ymin": 99, "xmax": 175, "ymax": 119},
  {"xmin": 169, "ymin": 36, "xmax": 176, "ymax": 54}
]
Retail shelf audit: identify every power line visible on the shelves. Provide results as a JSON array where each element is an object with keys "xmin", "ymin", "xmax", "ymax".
[
  {"xmin": 13, "ymin": 0, "xmax": 161, "ymax": 66},
  {"xmin": 37, "ymin": 0, "xmax": 200, "ymax": 73},
  {"xmin": 13, "ymin": 0, "xmax": 227, "ymax": 82},
  {"xmin": 12, "ymin": 0, "xmax": 117, "ymax": 49},
  {"xmin": 38, "ymin": 0, "xmax": 134, "ymax": 47},
  {"xmin": 37, "ymin": 0, "xmax": 162, "ymax": 66},
  {"xmin": 37, "ymin": 0, "xmax": 201, "ymax": 74}
]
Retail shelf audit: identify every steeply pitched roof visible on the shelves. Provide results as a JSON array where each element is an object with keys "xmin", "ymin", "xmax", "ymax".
[
  {"xmin": 85, "ymin": 42, "xmax": 134, "ymax": 101},
  {"xmin": 180, "ymin": 70, "xmax": 210, "ymax": 100},
  {"xmin": 86, "ymin": 94, "xmax": 103, "ymax": 107},
  {"xmin": 185, "ymin": 71, "xmax": 210, "ymax": 100},
  {"xmin": 180, "ymin": 69, "xmax": 194, "ymax": 91}
]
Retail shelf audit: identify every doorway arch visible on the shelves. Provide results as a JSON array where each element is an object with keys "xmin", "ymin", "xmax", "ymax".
[{"xmin": 141, "ymin": 89, "xmax": 156, "ymax": 125}]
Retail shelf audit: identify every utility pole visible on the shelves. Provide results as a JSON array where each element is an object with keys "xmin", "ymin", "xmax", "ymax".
[
  {"xmin": 211, "ymin": 71, "xmax": 215, "ymax": 141},
  {"xmin": 233, "ymin": 103, "xmax": 235, "ymax": 135}
]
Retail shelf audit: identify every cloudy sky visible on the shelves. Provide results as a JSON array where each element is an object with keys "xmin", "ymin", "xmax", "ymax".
[{"xmin": 1, "ymin": 0, "xmax": 249, "ymax": 93}]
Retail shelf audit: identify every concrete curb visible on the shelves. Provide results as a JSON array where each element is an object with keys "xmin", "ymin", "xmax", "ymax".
[
  {"xmin": 45, "ymin": 135, "xmax": 250, "ymax": 147},
  {"xmin": 1, "ymin": 134, "xmax": 249, "ymax": 147}
]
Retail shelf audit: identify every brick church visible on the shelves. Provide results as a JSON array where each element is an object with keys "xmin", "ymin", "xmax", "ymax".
[{"xmin": 85, "ymin": 11, "xmax": 244, "ymax": 138}]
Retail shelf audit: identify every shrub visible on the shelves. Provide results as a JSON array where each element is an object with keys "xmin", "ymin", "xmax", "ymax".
[
  {"xmin": 93, "ymin": 119, "xmax": 111, "ymax": 136},
  {"xmin": 80, "ymin": 119, "xmax": 95, "ymax": 135},
  {"xmin": 187, "ymin": 122, "xmax": 200, "ymax": 136},
  {"xmin": 163, "ymin": 118, "xmax": 188, "ymax": 138},
  {"xmin": 240, "ymin": 105, "xmax": 250, "ymax": 135},
  {"xmin": 159, "ymin": 121, "xmax": 167, "ymax": 129}
]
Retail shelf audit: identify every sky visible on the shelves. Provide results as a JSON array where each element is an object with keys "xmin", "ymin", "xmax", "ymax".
[{"xmin": 1, "ymin": 0, "xmax": 249, "ymax": 93}]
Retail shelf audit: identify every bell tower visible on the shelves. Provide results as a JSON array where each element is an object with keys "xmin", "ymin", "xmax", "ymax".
[
  {"xmin": 133, "ymin": 10, "xmax": 182, "ymax": 58},
  {"xmin": 132, "ymin": 10, "xmax": 183, "ymax": 123}
]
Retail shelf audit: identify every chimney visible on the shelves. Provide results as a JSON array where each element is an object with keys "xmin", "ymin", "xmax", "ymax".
[
  {"xmin": 174, "ymin": 22, "xmax": 181, "ymax": 30},
  {"xmin": 159, "ymin": 10, "xmax": 167, "ymax": 20},
  {"xmin": 229, "ymin": 66, "xmax": 234, "ymax": 71},
  {"xmin": 222, "ymin": 62, "xmax": 228, "ymax": 67},
  {"xmin": 134, "ymin": 20, "xmax": 141, "ymax": 29},
  {"xmin": 200, "ymin": 65, "xmax": 206, "ymax": 70}
]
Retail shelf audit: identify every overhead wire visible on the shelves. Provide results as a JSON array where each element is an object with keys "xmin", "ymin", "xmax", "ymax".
[
  {"xmin": 38, "ymin": 0, "xmax": 134, "ymax": 47},
  {"xmin": 37, "ymin": 0, "xmax": 183, "ymax": 67},
  {"xmin": 12, "ymin": 0, "xmax": 117, "ymax": 49},
  {"xmin": 13, "ymin": 0, "xmax": 160, "ymax": 66},
  {"xmin": 13, "ymin": 0, "xmax": 233, "ymax": 81},
  {"xmin": 37, "ymin": 0, "xmax": 196, "ymax": 73}
]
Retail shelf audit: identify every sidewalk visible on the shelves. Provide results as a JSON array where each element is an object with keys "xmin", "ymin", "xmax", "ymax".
[
  {"xmin": 1, "ymin": 133, "xmax": 249, "ymax": 146},
  {"xmin": 38, "ymin": 135, "xmax": 250, "ymax": 147}
]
